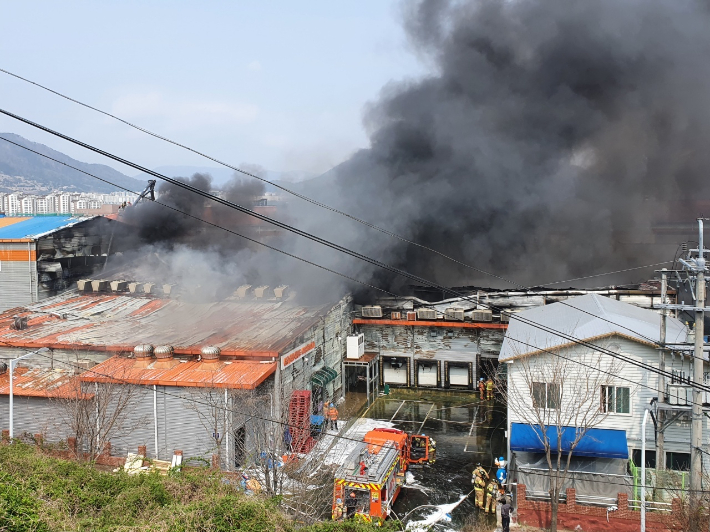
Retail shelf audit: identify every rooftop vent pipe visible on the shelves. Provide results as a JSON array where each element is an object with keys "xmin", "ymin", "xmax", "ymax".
[
  {"xmin": 254, "ymin": 286, "xmax": 269, "ymax": 299},
  {"xmin": 200, "ymin": 346, "xmax": 221, "ymax": 361},
  {"xmin": 134, "ymin": 344, "xmax": 154, "ymax": 358},
  {"xmin": 236, "ymin": 285, "xmax": 252, "ymax": 298},
  {"xmin": 154, "ymin": 345, "xmax": 174, "ymax": 359}
]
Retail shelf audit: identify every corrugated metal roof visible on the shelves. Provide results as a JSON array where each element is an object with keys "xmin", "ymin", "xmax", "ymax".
[
  {"xmin": 0, "ymin": 292, "xmax": 330, "ymax": 355},
  {"xmin": 0, "ymin": 215, "xmax": 95, "ymax": 240},
  {"xmin": 499, "ymin": 293, "xmax": 687, "ymax": 361},
  {"xmin": 80, "ymin": 356, "xmax": 275, "ymax": 389},
  {"xmin": 0, "ymin": 366, "xmax": 84, "ymax": 398}
]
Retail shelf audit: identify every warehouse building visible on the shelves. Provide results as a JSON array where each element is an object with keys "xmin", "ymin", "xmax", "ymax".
[
  {"xmin": 350, "ymin": 285, "xmax": 674, "ymax": 392},
  {"xmin": 0, "ymin": 215, "xmax": 115, "ymax": 311},
  {"xmin": 0, "ymin": 284, "xmax": 352, "ymax": 424}
]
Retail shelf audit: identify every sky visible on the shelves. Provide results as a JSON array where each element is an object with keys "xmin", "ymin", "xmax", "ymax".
[{"xmin": 0, "ymin": 1, "xmax": 428, "ymax": 179}]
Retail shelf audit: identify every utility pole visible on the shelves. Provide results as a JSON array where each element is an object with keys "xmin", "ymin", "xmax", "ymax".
[
  {"xmin": 688, "ymin": 219, "xmax": 706, "ymax": 522},
  {"xmin": 657, "ymin": 269, "xmax": 667, "ymax": 470}
]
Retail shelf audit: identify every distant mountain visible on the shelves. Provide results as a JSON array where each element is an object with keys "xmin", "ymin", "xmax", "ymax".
[{"xmin": 0, "ymin": 133, "xmax": 144, "ymax": 193}]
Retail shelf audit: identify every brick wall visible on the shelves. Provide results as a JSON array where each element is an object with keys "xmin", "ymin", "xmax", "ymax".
[{"xmin": 517, "ymin": 484, "xmax": 679, "ymax": 532}]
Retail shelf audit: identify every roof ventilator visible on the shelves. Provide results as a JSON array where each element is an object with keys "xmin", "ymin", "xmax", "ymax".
[
  {"xmin": 154, "ymin": 345, "xmax": 174, "ymax": 360},
  {"xmin": 133, "ymin": 344, "xmax": 154, "ymax": 359},
  {"xmin": 11, "ymin": 316, "xmax": 28, "ymax": 330},
  {"xmin": 236, "ymin": 285, "xmax": 252, "ymax": 298},
  {"xmin": 274, "ymin": 285, "xmax": 289, "ymax": 299},
  {"xmin": 254, "ymin": 286, "xmax": 270, "ymax": 298},
  {"xmin": 201, "ymin": 346, "xmax": 221, "ymax": 361}
]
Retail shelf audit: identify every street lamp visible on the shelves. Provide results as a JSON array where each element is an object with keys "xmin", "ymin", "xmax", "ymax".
[{"xmin": 9, "ymin": 347, "xmax": 50, "ymax": 440}]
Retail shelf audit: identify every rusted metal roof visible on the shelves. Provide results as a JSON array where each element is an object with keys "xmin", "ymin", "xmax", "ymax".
[
  {"xmin": 0, "ymin": 292, "xmax": 331, "ymax": 356},
  {"xmin": 0, "ymin": 367, "xmax": 85, "ymax": 398},
  {"xmin": 80, "ymin": 356, "xmax": 275, "ymax": 389}
]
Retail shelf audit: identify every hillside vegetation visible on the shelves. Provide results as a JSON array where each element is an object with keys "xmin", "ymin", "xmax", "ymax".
[{"xmin": 0, "ymin": 444, "xmax": 396, "ymax": 532}]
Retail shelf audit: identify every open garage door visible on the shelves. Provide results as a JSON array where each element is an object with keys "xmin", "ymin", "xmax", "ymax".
[
  {"xmin": 445, "ymin": 361, "xmax": 473, "ymax": 389},
  {"xmin": 416, "ymin": 360, "xmax": 440, "ymax": 387},
  {"xmin": 381, "ymin": 357, "xmax": 409, "ymax": 386}
]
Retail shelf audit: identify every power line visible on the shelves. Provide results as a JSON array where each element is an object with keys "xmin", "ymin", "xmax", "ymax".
[
  {"xmin": 0, "ymin": 67, "xmax": 520, "ymax": 288},
  {"xmin": 1, "ymin": 109, "xmax": 706, "ymax": 395},
  {"xmin": 531, "ymin": 262, "xmax": 673, "ymax": 288}
]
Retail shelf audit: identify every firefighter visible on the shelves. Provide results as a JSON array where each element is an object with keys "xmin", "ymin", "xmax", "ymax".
[
  {"xmin": 333, "ymin": 498, "xmax": 345, "ymax": 520},
  {"xmin": 472, "ymin": 462, "xmax": 489, "ymax": 483},
  {"xmin": 428, "ymin": 436, "xmax": 437, "ymax": 464},
  {"xmin": 478, "ymin": 378, "xmax": 485, "ymax": 400},
  {"xmin": 486, "ymin": 377, "xmax": 494, "ymax": 400},
  {"xmin": 474, "ymin": 474, "xmax": 486, "ymax": 509},
  {"xmin": 485, "ymin": 479, "xmax": 498, "ymax": 513},
  {"xmin": 327, "ymin": 403, "xmax": 339, "ymax": 430},
  {"xmin": 345, "ymin": 491, "xmax": 358, "ymax": 518}
]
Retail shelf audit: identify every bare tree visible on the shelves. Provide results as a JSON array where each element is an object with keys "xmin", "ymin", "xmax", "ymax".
[
  {"xmin": 184, "ymin": 386, "xmax": 231, "ymax": 468},
  {"xmin": 53, "ymin": 365, "xmax": 146, "ymax": 461},
  {"xmin": 497, "ymin": 343, "xmax": 624, "ymax": 532}
]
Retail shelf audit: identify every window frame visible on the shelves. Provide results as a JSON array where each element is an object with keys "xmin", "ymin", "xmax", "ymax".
[
  {"xmin": 532, "ymin": 381, "xmax": 561, "ymax": 410},
  {"xmin": 600, "ymin": 385, "xmax": 631, "ymax": 415}
]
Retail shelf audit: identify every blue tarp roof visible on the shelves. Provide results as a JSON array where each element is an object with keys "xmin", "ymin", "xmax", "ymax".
[
  {"xmin": 510, "ymin": 423, "xmax": 628, "ymax": 459},
  {"xmin": 0, "ymin": 216, "xmax": 89, "ymax": 239}
]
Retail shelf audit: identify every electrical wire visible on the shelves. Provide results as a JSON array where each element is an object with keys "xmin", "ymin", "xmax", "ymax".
[
  {"xmin": 0, "ymin": 112, "xmax": 706, "ymax": 395},
  {"xmin": 0, "ymin": 67, "xmax": 520, "ymax": 288},
  {"xmin": 5, "ymin": 343, "xmax": 710, "ymax": 495}
]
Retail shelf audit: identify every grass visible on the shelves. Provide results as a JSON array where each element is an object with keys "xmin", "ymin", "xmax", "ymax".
[{"xmin": 0, "ymin": 444, "xmax": 399, "ymax": 532}]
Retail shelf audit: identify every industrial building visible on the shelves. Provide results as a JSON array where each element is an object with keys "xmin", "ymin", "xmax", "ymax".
[
  {"xmin": 349, "ymin": 285, "xmax": 675, "ymax": 393},
  {"xmin": 0, "ymin": 214, "xmax": 115, "ymax": 311},
  {"xmin": 0, "ymin": 283, "xmax": 352, "ymax": 465}
]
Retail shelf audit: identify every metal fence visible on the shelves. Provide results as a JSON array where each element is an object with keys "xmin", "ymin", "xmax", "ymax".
[{"xmin": 628, "ymin": 500, "xmax": 673, "ymax": 514}]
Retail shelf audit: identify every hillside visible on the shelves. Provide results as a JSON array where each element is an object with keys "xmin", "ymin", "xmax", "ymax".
[
  {"xmin": 0, "ymin": 443, "xmax": 392, "ymax": 532},
  {"xmin": 0, "ymin": 133, "xmax": 144, "ymax": 193}
]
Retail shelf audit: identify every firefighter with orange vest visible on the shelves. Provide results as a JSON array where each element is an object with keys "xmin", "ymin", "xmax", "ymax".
[
  {"xmin": 478, "ymin": 378, "xmax": 485, "ymax": 400},
  {"xmin": 327, "ymin": 403, "xmax": 339, "ymax": 430}
]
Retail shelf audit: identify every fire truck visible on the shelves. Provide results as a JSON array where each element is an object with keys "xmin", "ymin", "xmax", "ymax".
[{"xmin": 332, "ymin": 428, "xmax": 433, "ymax": 524}]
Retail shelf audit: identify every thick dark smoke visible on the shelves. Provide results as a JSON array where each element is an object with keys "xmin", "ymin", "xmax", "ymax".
[
  {"xmin": 113, "ymin": 0, "xmax": 710, "ymax": 304},
  {"xmin": 293, "ymin": 0, "xmax": 710, "ymax": 294}
]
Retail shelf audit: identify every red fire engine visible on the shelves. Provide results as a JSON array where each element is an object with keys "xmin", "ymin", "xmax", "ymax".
[{"xmin": 332, "ymin": 428, "xmax": 433, "ymax": 524}]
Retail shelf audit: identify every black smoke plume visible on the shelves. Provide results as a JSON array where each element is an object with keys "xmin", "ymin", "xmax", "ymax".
[
  {"xmin": 115, "ymin": 0, "xmax": 710, "ymax": 303},
  {"xmin": 292, "ymin": 0, "xmax": 710, "ymax": 294}
]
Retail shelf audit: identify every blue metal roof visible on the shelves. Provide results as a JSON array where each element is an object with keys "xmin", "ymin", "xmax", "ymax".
[
  {"xmin": 0, "ymin": 216, "xmax": 91, "ymax": 240},
  {"xmin": 510, "ymin": 423, "xmax": 628, "ymax": 459}
]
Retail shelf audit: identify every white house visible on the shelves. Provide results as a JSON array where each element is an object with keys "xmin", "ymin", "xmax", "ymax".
[{"xmin": 500, "ymin": 293, "xmax": 707, "ymax": 500}]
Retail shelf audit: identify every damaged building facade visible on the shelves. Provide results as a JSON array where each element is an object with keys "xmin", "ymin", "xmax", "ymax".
[
  {"xmin": 0, "ymin": 215, "xmax": 116, "ymax": 311},
  {"xmin": 0, "ymin": 282, "xmax": 352, "ymax": 466},
  {"xmin": 350, "ymin": 285, "xmax": 675, "ymax": 393}
]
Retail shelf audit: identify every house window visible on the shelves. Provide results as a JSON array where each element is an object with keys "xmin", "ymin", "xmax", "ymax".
[
  {"xmin": 601, "ymin": 386, "xmax": 630, "ymax": 414},
  {"xmin": 666, "ymin": 452, "xmax": 691, "ymax": 472},
  {"xmin": 532, "ymin": 382, "xmax": 561, "ymax": 409},
  {"xmin": 632, "ymin": 449, "xmax": 657, "ymax": 469}
]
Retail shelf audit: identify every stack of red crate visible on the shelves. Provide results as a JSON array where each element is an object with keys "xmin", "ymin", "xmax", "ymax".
[{"xmin": 288, "ymin": 391, "xmax": 315, "ymax": 453}]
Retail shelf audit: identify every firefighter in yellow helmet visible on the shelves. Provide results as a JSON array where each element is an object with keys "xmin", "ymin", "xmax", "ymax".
[
  {"xmin": 471, "ymin": 462, "xmax": 489, "ymax": 509},
  {"xmin": 485, "ymin": 479, "xmax": 499, "ymax": 513}
]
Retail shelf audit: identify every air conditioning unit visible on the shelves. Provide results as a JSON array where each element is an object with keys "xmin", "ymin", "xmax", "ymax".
[
  {"xmin": 347, "ymin": 333, "xmax": 365, "ymax": 359},
  {"xmin": 416, "ymin": 308, "xmax": 437, "ymax": 321},
  {"xmin": 362, "ymin": 306, "xmax": 383, "ymax": 318},
  {"xmin": 472, "ymin": 310, "xmax": 493, "ymax": 322},
  {"xmin": 445, "ymin": 307, "xmax": 465, "ymax": 321},
  {"xmin": 406, "ymin": 311, "xmax": 417, "ymax": 321},
  {"xmin": 391, "ymin": 311, "xmax": 402, "ymax": 320}
]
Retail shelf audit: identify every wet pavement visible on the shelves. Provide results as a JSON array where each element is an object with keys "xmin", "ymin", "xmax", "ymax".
[{"xmin": 359, "ymin": 389, "xmax": 507, "ymax": 531}]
